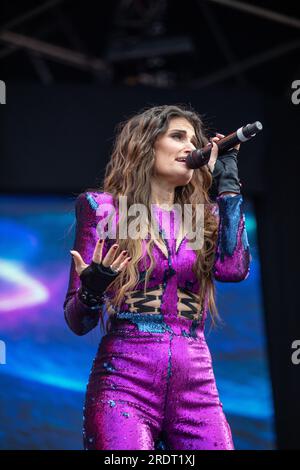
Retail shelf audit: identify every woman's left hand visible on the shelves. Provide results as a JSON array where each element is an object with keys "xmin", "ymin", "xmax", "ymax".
[
  {"xmin": 207, "ymin": 133, "xmax": 241, "ymax": 198},
  {"xmin": 208, "ymin": 133, "xmax": 240, "ymax": 174}
]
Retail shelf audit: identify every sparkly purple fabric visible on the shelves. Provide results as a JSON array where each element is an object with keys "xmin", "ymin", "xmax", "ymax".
[{"xmin": 63, "ymin": 191, "xmax": 250, "ymax": 450}]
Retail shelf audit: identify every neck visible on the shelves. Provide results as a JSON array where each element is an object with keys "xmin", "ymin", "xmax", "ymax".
[{"xmin": 150, "ymin": 179, "xmax": 175, "ymax": 209}]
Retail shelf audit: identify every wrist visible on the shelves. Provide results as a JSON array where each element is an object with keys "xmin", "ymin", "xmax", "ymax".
[
  {"xmin": 207, "ymin": 163, "xmax": 214, "ymax": 174},
  {"xmin": 79, "ymin": 261, "xmax": 119, "ymax": 294},
  {"xmin": 218, "ymin": 191, "xmax": 240, "ymax": 197},
  {"xmin": 217, "ymin": 175, "xmax": 241, "ymax": 195},
  {"xmin": 77, "ymin": 285, "xmax": 103, "ymax": 309}
]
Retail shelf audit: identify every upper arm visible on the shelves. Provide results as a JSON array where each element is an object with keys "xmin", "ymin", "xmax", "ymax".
[{"xmin": 63, "ymin": 192, "xmax": 100, "ymax": 335}]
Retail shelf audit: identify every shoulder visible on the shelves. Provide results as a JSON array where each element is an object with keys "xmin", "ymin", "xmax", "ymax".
[
  {"xmin": 75, "ymin": 191, "xmax": 117, "ymax": 224},
  {"xmin": 76, "ymin": 191, "xmax": 116, "ymax": 211}
]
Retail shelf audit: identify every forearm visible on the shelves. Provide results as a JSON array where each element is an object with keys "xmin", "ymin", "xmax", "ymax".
[{"xmin": 213, "ymin": 194, "xmax": 251, "ymax": 282}]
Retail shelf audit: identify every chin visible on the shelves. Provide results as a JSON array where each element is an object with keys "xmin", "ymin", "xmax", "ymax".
[
  {"xmin": 180, "ymin": 172, "xmax": 194, "ymax": 184},
  {"xmin": 175, "ymin": 177, "xmax": 193, "ymax": 187}
]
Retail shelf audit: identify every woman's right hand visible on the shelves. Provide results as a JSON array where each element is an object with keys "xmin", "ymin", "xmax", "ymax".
[{"xmin": 70, "ymin": 239, "xmax": 131, "ymax": 277}]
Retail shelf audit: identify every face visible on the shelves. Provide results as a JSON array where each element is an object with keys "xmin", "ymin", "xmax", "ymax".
[{"xmin": 153, "ymin": 117, "xmax": 197, "ymax": 187}]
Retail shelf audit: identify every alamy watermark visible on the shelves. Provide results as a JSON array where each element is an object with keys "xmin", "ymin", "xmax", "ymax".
[
  {"xmin": 0, "ymin": 80, "xmax": 6, "ymax": 104},
  {"xmin": 0, "ymin": 340, "xmax": 6, "ymax": 365},
  {"xmin": 94, "ymin": 196, "xmax": 205, "ymax": 250},
  {"xmin": 291, "ymin": 340, "xmax": 300, "ymax": 365},
  {"xmin": 291, "ymin": 80, "xmax": 300, "ymax": 105}
]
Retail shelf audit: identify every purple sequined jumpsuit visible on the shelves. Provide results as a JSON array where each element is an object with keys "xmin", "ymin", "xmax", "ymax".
[{"xmin": 64, "ymin": 191, "xmax": 250, "ymax": 450}]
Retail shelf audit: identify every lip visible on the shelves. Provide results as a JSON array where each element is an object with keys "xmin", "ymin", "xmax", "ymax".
[{"xmin": 175, "ymin": 158, "xmax": 187, "ymax": 163}]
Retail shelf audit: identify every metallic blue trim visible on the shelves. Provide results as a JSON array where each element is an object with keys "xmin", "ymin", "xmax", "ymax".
[
  {"xmin": 85, "ymin": 193, "xmax": 99, "ymax": 211},
  {"xmin": 116, "ymin": 312, "xmax": 173, "ymax": 333},
  {"xmin": 241, "ymin": 214, "xmax": 250, "ymax": 250},
  {"xmin": 103, "ymin": 361, "xmax": 116, "ymax": 373},
  {"xmin": 217, "ymin": 194, "xmax": 243, "ymax": 258},
  {"xmin": 167, "ymin": 334, "xmax": 173, "ymax": 380}
]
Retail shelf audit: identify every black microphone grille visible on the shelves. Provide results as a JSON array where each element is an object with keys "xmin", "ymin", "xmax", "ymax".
[{"xmin": 243, "ymin": 121, "xmax": 263, "ymax": 137}]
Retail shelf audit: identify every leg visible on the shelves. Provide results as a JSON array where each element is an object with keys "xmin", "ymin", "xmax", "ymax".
[
  {"xmin": 163, "ymin": 335, "xmax": 234, "ymax": 450},
  {"xmin": 164, "ymin": 402, "xmax": 234, "ymax": 450},
  {"xmin": 83, "ymin": 331, "xmax": 168, "ymax": 450},
  {"xmin": 83, "ymin": 398, "xmax": 158, "ymax": 450}
]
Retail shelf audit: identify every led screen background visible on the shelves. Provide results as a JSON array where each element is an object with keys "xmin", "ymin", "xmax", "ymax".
[{"xmin": 0, "ymin": 194, "xmax": 275, "ymax": 449}]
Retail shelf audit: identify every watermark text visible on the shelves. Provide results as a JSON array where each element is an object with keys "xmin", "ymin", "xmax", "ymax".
[
  {"xmin": 291, "ymin": 80, "xmax": 300, "ymax": 105},
  {"xmin": 94, "ymin": 197, "xmax": 205, "ymax": 250},
  {"xmin": 291, "ymin": 340, "xmax": 300, "ymax": 365},
  {"xmin": 0, "ymin": 80, "xmax": 6, "ymax": 104}
]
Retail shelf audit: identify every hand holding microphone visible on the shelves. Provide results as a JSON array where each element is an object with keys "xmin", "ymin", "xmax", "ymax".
[
  {"xmin": 185, "ymin": 121, "xmax": 263, "ymax": 199},
  {"xmin": 209, "ymin": 137, "xmax": 241, "ymax": 199},
  {"xmin": 207, "ymin": 132, "xmax": 240, "ymax": 175},
  {"xmin": 186, "ymin": 121, "xmax": 263, "ymax": 169}
]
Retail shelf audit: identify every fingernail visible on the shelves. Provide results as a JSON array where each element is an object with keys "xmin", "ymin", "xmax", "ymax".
[
  {"xmin": 113, "ymin": 244, "xmax": 118, "ymax": 249},
  {"xmin": 122, "ymin": 250, "xmax": 128, "ymax": 255},
  {"xmin": 128, "ymin": 257, "xmax": 132, "ymax": 261},
  {"xmin": 70, "ymin": 250, "xmax": 74, "ymax": 256},
  {"xmin": 98, "ymin": 239, "xmax": 103, "ymax": 244}
]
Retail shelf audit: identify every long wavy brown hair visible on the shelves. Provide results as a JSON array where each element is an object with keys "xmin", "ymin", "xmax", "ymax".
[{"xmin": 90, "ymin": 104, "xmax": 221, "ymax": 332}]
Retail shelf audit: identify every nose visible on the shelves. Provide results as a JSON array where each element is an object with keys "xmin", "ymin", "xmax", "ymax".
[{"xmin": 183, "ymin": 141, "xmax": 196, "ymax": 154}]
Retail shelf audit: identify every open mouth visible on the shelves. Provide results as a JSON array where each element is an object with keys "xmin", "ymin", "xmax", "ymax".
[{"xmin": 175, "ymin": 157, "xmax": 187, "ymax": 163}]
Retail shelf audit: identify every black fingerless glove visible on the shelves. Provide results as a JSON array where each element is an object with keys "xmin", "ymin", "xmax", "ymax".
[
  {"xmin": 209, "ymin": 148, "xmax": 241, "ymax": 200},
  {"xmin": 78, "ymin": 261, "xmax": 120, "ymax": 308}
]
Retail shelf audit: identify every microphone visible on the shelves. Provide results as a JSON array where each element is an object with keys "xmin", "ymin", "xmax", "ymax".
[{"xmin": 186, "ymin": 121, "xmax": 263, "ymax": 169}]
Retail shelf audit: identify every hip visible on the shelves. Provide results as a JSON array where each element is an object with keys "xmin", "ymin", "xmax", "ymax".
[{"xmin": 88, "ymin": 313, "xmax": 214, "ymax": 390}]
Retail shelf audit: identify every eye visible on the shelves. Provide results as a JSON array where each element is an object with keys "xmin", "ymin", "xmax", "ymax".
[
  {"xmin": 171, "ymin": 133, "xmax": 197, "ymax": 146},
  {"xmin": 171, "ymin": 133, "xmax": 183, "ymax": 140}
]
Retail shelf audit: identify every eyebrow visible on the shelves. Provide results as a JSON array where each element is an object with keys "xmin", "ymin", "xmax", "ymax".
[{"xmin": 169, "ymin": 129, "xmax": 197, "ymax": 141}]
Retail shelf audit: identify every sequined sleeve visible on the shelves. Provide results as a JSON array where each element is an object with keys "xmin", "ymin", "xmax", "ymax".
[
  {"xmin": 63, "ymin": 193, "xmax": 101, "ymax": 335},
  {"xmin": 212, "ymin": 194, "xmax": 251, "ymax": 282}
]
